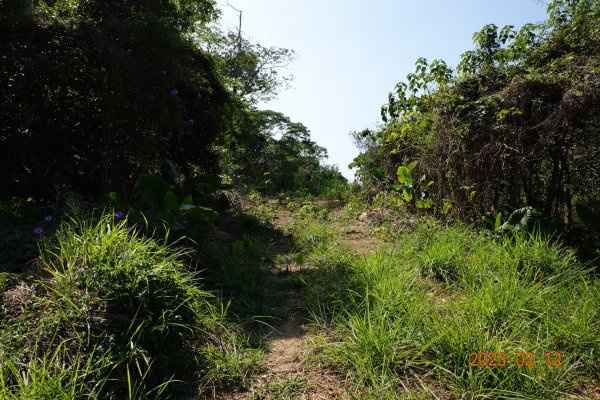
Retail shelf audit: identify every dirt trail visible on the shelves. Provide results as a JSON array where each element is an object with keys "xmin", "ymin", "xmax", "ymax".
[
  {"xmin": 223, "ymin": 200, "xmax": 381, "ymax": 399},
  {"xmin": 251, "ymin": 270, "xmax": 345, "ymax": 400}
]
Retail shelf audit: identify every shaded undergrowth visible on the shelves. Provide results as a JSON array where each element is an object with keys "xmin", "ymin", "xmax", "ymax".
[{"xmin": 0, "ymin": 205, "xmax": 294, "ymax": 399}]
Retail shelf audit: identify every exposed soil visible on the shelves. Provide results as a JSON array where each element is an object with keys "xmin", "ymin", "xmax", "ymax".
[
  {"xmin": 331, "ymin": 215, "xmax": 380, "ymax": 257},
  {"xmin": 250, "ymin": 273, "xmax": 346, "ymax": 400},
  {"xmin": 219, "ymin": 200, "xmax": 380, "ymax": 399}
]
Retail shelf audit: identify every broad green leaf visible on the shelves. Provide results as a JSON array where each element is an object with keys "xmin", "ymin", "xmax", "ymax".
[
  {"xmin": 163, "ymin": 191, "xmax": 180, "ymax": 216},
  {"xmin": 501, "ymin": 206, "xmax": 541, "ymax": 231},
  {"xmin": 403, "ymin": 188, "xmax": 413, "ymax": 202},
  {"xmin": 494, "ymin": 212, "xmax": 502, "ymax": 230},
  {"xmin": 165, "ymin": 158, "xmax": 179, "ymax": 180},
  {"xmin": 139, "ymin": 174, "xmax": 170, "ymax": 210},
  {"xmin": 181, "ymin": 195, "xmax": 193, "ymax": 205},
  {"xmin": 397, "ymin": 166, "xmax": 413, "ymax": 185},
  {"xmin": 180, "ymin": 204, "xmax": 218, "ymax": 222}
]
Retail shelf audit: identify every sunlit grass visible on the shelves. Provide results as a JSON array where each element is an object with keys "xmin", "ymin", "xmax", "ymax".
[{"xmin": 295, "ymin": 216, "xmax": 600, "ymax": 398}]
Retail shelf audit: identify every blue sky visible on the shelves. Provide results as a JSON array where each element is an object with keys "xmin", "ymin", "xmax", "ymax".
[{"xmin": 218, "ymin": 1, "xmax": 549, "ymax": 179}]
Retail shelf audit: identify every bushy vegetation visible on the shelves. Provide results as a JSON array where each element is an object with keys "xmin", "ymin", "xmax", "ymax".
[
  {"xmin": 0, "ymin": 0, "xmax": 227, "ymax": 199},
  {"xmin": 1, "ymin": 0, "xmax": 598, "ymax": 399},
  {"xmin": 0, "ymin": 0, "xmax": 345, "ymax": 205},
  {"xmin": 351, "ymin": 0, "xmax": 600, "ymax": 253},
  {"xmin": 214, "ymin": 108, "xmax": 348, "ymax": 197}
]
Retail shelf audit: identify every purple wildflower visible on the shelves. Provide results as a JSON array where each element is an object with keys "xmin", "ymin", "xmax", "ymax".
[
  {"xmin": 44, "ymin": 215, "xmax": 52, "ymax": 222},
  {"xmin": 169, "ymin": 88, "xmax": 178, "ymax": 97},
  {"xmin": 188, "ymin": 118, "xmax": 194, "ymax": 124},
  {"xmin": 161, "ymin": 70, "xmax": 167, "ymax": 75},
  {"xmin": 114, "ymin": 211, "xmax": 124, "ymax": 219},
  {"xmin": 34, "ymin": 227, "xmax": 43, "ymax": 234}
]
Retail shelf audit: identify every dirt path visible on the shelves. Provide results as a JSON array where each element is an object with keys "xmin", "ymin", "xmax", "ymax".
[
  {"xmin": 223, "ymin": 200, "xmax": 381, "ymax": 399},
  {"xmin": 250, "ymin": 269, "xmax": 346, "ymax": 400}
]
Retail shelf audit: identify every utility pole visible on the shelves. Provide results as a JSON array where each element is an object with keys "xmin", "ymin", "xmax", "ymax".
[{"xmin": 226, "ymin": 1, "xmax": 243, "ymax": 53}]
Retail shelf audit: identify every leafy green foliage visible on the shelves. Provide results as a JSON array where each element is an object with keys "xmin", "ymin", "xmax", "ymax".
[
  {"xmin": 482, "ymin": 212, "xmax": 502, "ymax": 231},
  {"xmin": 138, "ymin": 174, "xmax": 219, "ymax": 230},
  {"xmin": 199, "ymin": 23, "xmax": 346, "ymax": 196},
  {"xmin": 397, "ymin": 166, "xmax": 413, "ymax": 186},
  {"xmin": 0, "ymin": 0, "xmax": 345, "ymax": 206},
  {"xmin": 0, "ymin": 0, "xmax": 227, "ymax": 200},
  {"xmin": 199, "ymin": 26, "xmax": 295, "ymax": 104},
  {"xmin": 139, "ymin": 175, "xmax": 172, "ymax": 213},
  {"xmin": 383, "ymin": 162, "xmax": 435, "ymax": 210},
  {"xmin": 499, "ymin": 206, "xmax": 543, "ymax": 232},
  {"xmin": 216, "ymin": 108, "xmax": 347, "ymax": 196},
  {"xmin": 353, "ymin": 0, "xmax": 600, "ymax": 239}
]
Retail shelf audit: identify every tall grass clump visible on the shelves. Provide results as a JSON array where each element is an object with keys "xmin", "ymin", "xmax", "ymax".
[
  {"xmin": 423, "ymin": 229, "xmax": 600, "ymax": 398},
  {"xmin": 333, "ymin": 253, "xmax": 433, "ymax": 393},
  {"xmin": 308, "ymin": 220, "xmax": 600, "ymax": 398},
  {"xmin": 0, "ymin": 213, "xmax": 257, "ymax": 398}
]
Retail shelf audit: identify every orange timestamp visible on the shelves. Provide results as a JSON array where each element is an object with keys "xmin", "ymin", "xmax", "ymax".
[{"xmin": 469, "ymin": 351, "xmax": 562, "ymax": 367}]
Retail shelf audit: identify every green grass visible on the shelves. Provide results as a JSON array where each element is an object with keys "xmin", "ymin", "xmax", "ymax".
[
  {"xmin": 295, "ymin": 216, "xmax": 600, "ymax": 399},
  {"xmin": 0, "ymin": 213, "xmax": 262, "ymax": 399},
  {"xmin": 252, "ymin": 376, "xmax": 309, "ymax": 399},
  {"xmin": 2, "ymin": 199, "xmax": 598, "ymax": 399}
]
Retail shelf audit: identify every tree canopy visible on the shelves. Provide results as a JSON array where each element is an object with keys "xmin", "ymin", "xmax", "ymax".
[{"xmin": 0, "ymin": 0, "xmax": 344, "ymax": 202}]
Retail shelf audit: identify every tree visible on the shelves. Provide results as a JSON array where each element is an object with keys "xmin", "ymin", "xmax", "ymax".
[
  {"xmin": 198, "ymin": 26, "xmax": 295, "ymax": 104},
  {"xmin": 198, "ymin": 19, "xmax": 343, "ymax": 195},
  {"xmin": 0, "ymin": 0, "xmax": 227, "ymax": 199}
]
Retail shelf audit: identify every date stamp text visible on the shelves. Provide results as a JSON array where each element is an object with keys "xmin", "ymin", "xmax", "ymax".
[{"xmin": 469, "ymin": 351, "xmax": 561, "ymax": 367}]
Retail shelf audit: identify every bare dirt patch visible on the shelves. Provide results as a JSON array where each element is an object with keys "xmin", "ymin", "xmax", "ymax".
[
  {"xmin": 250, "ymin": 289, "xmax": 346, "ymax": 400},
  {"xmin": 224, "ymin": 202, "xmax": 350, "ymax": 399},
  {"xmin": 329, "ymin": 209, "xmax": 381, "ymax": 257},
  {"xmin": 219, "ymin": 199, "xmax": 384, "ymax": 399}
]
